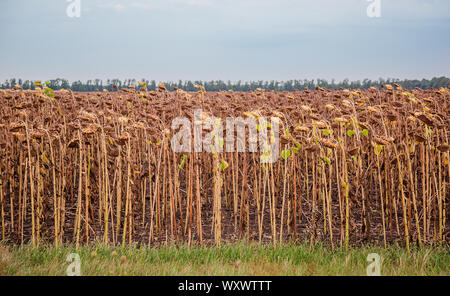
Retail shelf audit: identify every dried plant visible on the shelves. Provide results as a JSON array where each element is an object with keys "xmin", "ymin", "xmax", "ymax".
[{"xmin": 0, "ymin": 87, "xmax": 448, "ymax": 249}]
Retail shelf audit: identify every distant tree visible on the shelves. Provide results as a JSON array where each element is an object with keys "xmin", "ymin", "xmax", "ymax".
[{"xmin": 1, "ymin": 77, "xmax": 449, "ymax": 91}]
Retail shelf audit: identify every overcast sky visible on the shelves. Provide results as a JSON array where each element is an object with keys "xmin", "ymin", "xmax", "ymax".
[{"xmin": 0, "ymin": 0, "xmax": 449, "ymax": 82}]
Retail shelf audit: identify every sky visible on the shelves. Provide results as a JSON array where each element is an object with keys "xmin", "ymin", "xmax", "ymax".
[{"xmin": 0, "ymin": 0, "xmax": 449, "ymax": 82}]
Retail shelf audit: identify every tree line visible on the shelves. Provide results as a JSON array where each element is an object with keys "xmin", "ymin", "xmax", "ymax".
[{"xmin": 2, "ymin": 77, "xmax": 449, "ymax": 92}]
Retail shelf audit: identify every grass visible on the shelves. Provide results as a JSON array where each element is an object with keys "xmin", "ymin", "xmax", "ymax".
[{"xmin": 0, "ymin": 242, "xmax": 448, "ymax": 276}]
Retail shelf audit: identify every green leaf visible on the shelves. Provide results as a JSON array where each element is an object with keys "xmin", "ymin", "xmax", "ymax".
[
  {"xmin": 44, "ymin": 88, "xmax": 54, "ymax": 98},
  {"xmin": 361, "ymin": 129, "xmax": 369, "ymax": 137},
  {"xmin": 293, "ymin": 147, "xmax": 299, "ymax": 154},
  {"xmin": 220, "ymin": 159, "xmax": 229, "ymax": 171},
  {"xmin": 322, "ymin": 129, "xmax": 331, "ymax": 136},
  {"xmin": 178, "ymin": 159, "xmax": 186, "ymax": 169},
  {"xmin": 323, "ymin": 156, "xmax": 331, "ymax": 165},
  {"xmin": 375, "ymin": 145, "xmax": 384, "ymax": 155},
  {"xmin": 281, "ymin": 149, "xmax": 291, "ymax": 160},
  {"xmin": 347, "ymin": 130, "xmax": 356, "ymax": 137}
]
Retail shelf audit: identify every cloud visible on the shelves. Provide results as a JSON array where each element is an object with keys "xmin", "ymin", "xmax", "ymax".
[
  {"xmin": 98, "ymin": 3, "xmax": 126, "ymax": 12},
  {"xmin": 129, "ymin": 2, "xmax": 156, "ymax": 10},
  {"xmin": 98, "ymin": 0, "xmax": 213, "ymax": 12},
  {"xmin": 180, "ymin": 0, "xmax": 213, "ymax": 7},
  {"xmin": 112, "ymin": 4, "xmax": 125, "ymax": 11},
  {"xmin": 95, "ymin": 0, "xmax": 450, "ymax": 21}
]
